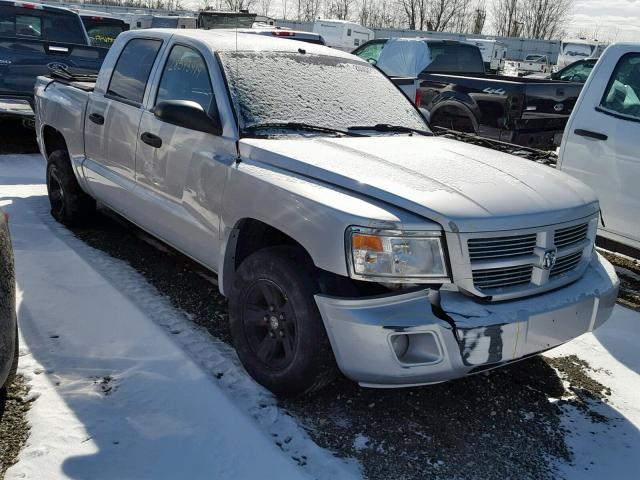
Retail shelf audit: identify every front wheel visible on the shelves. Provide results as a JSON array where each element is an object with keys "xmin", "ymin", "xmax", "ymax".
[{"xmin": 229, "ymin": 246, "xmax": 338, "ymax": 397}]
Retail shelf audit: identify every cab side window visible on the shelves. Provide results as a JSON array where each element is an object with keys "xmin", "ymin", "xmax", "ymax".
[
  {"xmin": 156, "ymin": 45, "xmax": 214, "ymax": 113},
  {"xmin": 354, "ymin": 41, "xmax": 385, "ymax": 64},
  {"xmin": 600, "ymin": 53, "xmax": 640, "ymax": 120},
  {"xmin": 107, "ymin": 38, "xmax": 162, "ymax": 105}
]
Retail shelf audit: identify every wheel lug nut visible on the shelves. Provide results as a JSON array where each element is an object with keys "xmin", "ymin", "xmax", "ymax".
[
  {"xmin": 279, "ymin": 314, "xmax": 284, "ymax": 320},
  {"xmin": 279, "ymin": 330, "xmax": 284, "ymax": 337},
  {"xmin": 269, "ymin": 332, "xmax": 275, "ymax": 338}
]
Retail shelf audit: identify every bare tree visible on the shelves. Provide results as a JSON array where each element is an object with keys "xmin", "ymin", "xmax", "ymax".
[
  {"xmin": 326, "ymin": 0, "xmax": 354, "ymax": 20},
  {"xmin": 224, "ymin": 0, "xmax": 257, "ymax": 11},
  {"xmin": 296, "ymin": 0, "xmax": 322, "ymax": 21},
  {"xmin": 257, "ymin": 0, "xmax": 273, "ymax": 16},
  {"xmin": 491, "ymin": 0, "xmax": 573, "ymax": 39}
]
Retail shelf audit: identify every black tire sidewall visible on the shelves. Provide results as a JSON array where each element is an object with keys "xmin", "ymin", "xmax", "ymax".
[
  {"xmin": 229, "ymin": 247, "xmax": 337, "ymax": 396},
  {"xmin": 46, "ymin": 150, "xmax": 94, "ymax": 226}
]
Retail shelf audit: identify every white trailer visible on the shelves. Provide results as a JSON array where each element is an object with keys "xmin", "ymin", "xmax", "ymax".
[
  {"xmin": 312, "ymin": 19, "xmax": 374, "ymax": 52},
  {"xmin": 466, "ymin": 38, "xmax": 507, "ymax": 72}
]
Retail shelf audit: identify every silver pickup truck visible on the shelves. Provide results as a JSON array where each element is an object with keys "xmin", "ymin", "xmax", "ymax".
[{"xmin": 35, "ymin": 30, "xmax": 619, "ymax": 396}]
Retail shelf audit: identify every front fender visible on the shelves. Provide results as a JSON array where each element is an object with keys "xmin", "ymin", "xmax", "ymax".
[{"xmin": 217, "ymin": 160, "xmax": 435, "ymax": 296}]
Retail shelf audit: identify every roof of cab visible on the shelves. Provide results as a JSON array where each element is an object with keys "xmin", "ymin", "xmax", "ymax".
[
  {"xmin": 122, "ymin": 28, "xmax": 358, "ymax": 59},
  {"xmin": 0, "ymin": 0, "xmax": 78, "ymax": 14}
]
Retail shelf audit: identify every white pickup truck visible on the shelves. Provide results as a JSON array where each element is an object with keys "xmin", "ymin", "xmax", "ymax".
[
  {"xmin": 34, "ymin": 30, "xmax": 619, "ymax": 396},
  {"xmin": 559, "ymin": 43, "xmax": 640, "ymax": 255}
]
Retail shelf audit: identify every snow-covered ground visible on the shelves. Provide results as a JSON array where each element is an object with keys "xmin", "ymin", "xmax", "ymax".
[
  {"xmin": 1, "ymin": 154, "xmax": 359, "ymax": 479},
  {"xmin": 0, "ymin": 153, "xmax": 639, "ymax": 479}
]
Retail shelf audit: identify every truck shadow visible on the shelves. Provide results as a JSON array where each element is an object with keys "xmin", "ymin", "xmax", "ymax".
[{"xmin": 8, "ymin": 193, "xmax": 640, "ymax": 480}]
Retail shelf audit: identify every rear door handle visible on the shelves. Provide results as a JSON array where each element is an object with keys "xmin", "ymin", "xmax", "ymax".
[
  {"xmin": 88, "ymin": 113, "xmax": 104, "ymax": 125},
  {"xmin": 574, "ymin": 129, "xmax": 607, "ymax": 141},
  {"xmin": 140, "ymin": 132, "xmax": 162, "ymax": 148}
]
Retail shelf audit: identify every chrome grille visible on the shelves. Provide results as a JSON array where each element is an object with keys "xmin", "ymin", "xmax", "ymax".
[
  {"xmin": 472, "ymin": 265, "xmax": 534, "ymax": 290},
  {"xmin": 554, "ymin": 223, "xmax": 588, "ymax": 249},
  {"xmin": 551, "ymin": 251, "xmax": 583, "ymax": 277},
  {"xmin": 468, "ymin": 234, "xmax": 537, "ymax": 261}
]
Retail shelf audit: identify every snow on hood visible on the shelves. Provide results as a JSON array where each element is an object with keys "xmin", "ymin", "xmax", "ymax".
[
  {"xmin": 240, "ymin": 135, "xmax": 599, "ymax": 232},
  {"xmin": 376, "ymin": 38, "xmax": 432, "ymax": 78}
]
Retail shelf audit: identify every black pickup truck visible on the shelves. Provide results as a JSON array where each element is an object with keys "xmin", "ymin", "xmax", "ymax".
[
  {"xmin": 353, "ymin": 39, "xmax": 583, "ymax": 150},
  {"xmin": 0, "ymin": 0, "xmax": 107, "ymax": 123}
]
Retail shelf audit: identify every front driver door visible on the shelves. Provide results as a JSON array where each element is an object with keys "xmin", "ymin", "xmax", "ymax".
[
  {"xmin": 134, "ymin": 42, "xmax": 235, "ymax": 269},
  {"xmin": 562, "ymin": 52, "xmax": 640, "ymax": 244}
]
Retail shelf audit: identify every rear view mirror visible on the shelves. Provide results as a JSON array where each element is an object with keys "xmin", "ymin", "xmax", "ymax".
[{"xmin": 153, "ymin": 100, "xmax": 222, "ymax": 136}]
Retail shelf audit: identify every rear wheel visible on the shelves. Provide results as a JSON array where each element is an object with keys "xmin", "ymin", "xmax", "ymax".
[
  {"xmin": 46, "ymin": 150, "xmax": 95, "ymax": 226},
  {"xmin": 430, "ymin": 106, "xmax": 477, "ymax": 134},
  {"xmin": 229, "ymin": 246, "xmax": 338, "ymax": 397}
]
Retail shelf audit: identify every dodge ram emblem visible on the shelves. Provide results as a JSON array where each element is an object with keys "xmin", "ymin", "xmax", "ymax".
[{"xmin": 542, "ymin": 249, "xmax": 557, "ymax": 270}]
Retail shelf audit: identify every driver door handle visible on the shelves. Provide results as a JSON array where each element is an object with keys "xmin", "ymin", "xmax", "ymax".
[
  {"xmin": 88, "ymin": 113, "xmax": 104, "ymax": 125},
  {"xmin": 574, "ymin": 129, "xmax": 607, "ymax": 141},
  {"xmin": 140, "ymin": 132, "xmax": 162, "ymax": 148}
]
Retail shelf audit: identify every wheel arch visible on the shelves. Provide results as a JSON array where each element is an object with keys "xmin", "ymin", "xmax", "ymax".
[
  {"xmin": 429, "ymin": 99, "xmax": 480, "ymax": 134},
  {"xmin": 41, "ymin": 125, "xmax": 69, "ymax": 160},
  {"xmin": 218, "ymin": 218, "xmax": 314, "ymax": 296}
]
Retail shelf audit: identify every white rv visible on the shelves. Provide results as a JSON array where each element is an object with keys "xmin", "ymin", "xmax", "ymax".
[
  {"xmin": 150, "ymin": 15, "xmax": 197, "ymax": 29},
  {"xmin": 466, "ymin": 38, "xmax": 507, "ymax": 72},
  {"xmin": 557, "ymin": 38, "xmax": 602, "ymax": 69},
  {"xmin": 312, "ymin": 19, "xmax": 374, "ymax": 52}
]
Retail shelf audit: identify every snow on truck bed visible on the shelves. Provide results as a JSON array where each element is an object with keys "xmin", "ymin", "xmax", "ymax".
[
  {"xmin": 0, "ymin": 154, "xmax": 359, "ymax": 480},
  {"xmin": 0, "ymin": 153, "xmax": 638, "ymax": 479}
]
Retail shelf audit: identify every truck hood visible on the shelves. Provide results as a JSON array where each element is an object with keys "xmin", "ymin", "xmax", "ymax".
[{"xmin": 239, "ymin": 135, "xmax": 598, "ymax": 232}]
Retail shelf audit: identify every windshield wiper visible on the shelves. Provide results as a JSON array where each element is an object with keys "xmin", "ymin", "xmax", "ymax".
[
  {"xmin": 348, "ymin": 124, "xmax": 432, "ymax": 136},
  {"xmin": 243, "ymin": 122, "xmax": 364, "ymax": 137}
]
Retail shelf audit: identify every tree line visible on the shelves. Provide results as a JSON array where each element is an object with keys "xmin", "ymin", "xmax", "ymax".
[{"xmin": 79, "ymin": 0, "xmax": 574, "ymax": 39}]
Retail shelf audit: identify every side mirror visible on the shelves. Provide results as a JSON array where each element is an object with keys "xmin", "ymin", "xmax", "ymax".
[
  {"xmin": 153, "ymin": 100, "xmax": 222, "ymax": 136},
  {"xmin": 550, "ymin": 72, "xmax": 559, "ymax": 80}
]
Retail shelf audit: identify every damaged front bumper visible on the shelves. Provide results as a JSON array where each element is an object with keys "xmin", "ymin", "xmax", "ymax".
[{"xmin": 315, "ymin": 253, "xmax": 619, "ymax": 388}]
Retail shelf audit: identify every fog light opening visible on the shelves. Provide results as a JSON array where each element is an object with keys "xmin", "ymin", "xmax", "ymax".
[{"xmin": 390, "ymin": 334, "xmax": 410, "ymax": 359}]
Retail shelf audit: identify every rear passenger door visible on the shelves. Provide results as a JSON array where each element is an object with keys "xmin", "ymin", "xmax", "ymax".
[
  {"xmin": 133, "ymin": 42, "xmax": 234, "ymax": 269},
  {"xmin": 83, "ymin": 37, "xmax": 163, "ymax": 211}
]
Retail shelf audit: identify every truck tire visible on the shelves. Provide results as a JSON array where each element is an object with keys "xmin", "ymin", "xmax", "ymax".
[
  {"xmin": 229, "ymin": 246, "xmax": 338, "ymax": 397},
  {"xmin": 46, "ymin": 150, "xmax": 95, "ymax": 226}
]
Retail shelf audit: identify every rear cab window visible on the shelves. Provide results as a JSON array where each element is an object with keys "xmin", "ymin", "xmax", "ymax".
[
  {"xmin": 107, "ymin": 38, "xmax": 162, "ymax": 105},
  {"xmin": 83, "ymin": 21, "xmax": 127, "ymax": 48},
  {"xmin": 0, "ymin": 5, "xmax": 85, "ymax": 44},
  {"xmin": 599, "ymin": 53, "xmax": 640, "ymax": 121},
  {"xmin": 424, "ymin": 43, "xmax": 485, "ymax": 74}
]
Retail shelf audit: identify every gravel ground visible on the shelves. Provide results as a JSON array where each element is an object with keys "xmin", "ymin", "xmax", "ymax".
[
  {"xmin": 0, "ymin": 377, "xmax": 30, "ymax": 477},
  {"xmin": 599, "ymin": 249, "xmax": 640, "ymax": 310},
  {"xmin": 64, "ymin": 208, "xmax": 623, "ymax": 480}
]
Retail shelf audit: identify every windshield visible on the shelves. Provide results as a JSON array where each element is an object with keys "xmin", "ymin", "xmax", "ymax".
[
  {"xmin": 84, "ymin": 23, "xmax": 126, "ymax": 47},
  {"xmin": 219, "ymin": 51, "xmax": 428, "ymax": 134},
  {"xmin": 562, "ymin": 43, "xmax": 594, "ymax": 58}
]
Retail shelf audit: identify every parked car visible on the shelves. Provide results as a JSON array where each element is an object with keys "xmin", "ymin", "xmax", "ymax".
[
  {"xmin": 559, "ymin": 43, "xmax": 640, "ymax": 256},
  {"xmin": 35, "ymin": 29, "xmax": 619, "ymax": 396},
  {"xmin": 235, "ymin": 27, "xmax": 325, "ymax": 45},
  {"xmin": 313, "ymin": 19, "xmax": 373, "ymax": 51},
  {"xmin": 527, "ymin": 58, "xmax": 597, "ymax": 83},
  {"xmin": 503, "ymin": 54, "xmax": 551, "ymax": 77},
  {"xmin": 557, "ymin": 38, "xmax": 602, "ymax": 70},
  {"xmin": 79, "ymin": 12, "xmax": 129, "ymax": 48},
  {"xmin": 353, "ymin": 38, "xmax": 583, "ymax": 150},
  {"xmin": 0, "ymin": 0, "xmax": 108, "ymax": 122},
  {"xmin": 0, "ymin": 208, "xmax": 18, "ymax": 393}
]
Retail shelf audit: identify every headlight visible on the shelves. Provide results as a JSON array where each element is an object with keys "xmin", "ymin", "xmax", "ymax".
[{"xmin": 346, "ymin": 227, "xmax": 448, "ymax": 283}]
